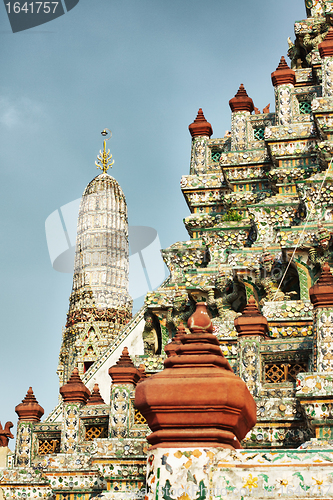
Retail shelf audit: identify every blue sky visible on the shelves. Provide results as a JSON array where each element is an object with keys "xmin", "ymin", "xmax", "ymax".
[{"xmin": 0, "ymin": 0, "xmax": 304, "ymax": 435}]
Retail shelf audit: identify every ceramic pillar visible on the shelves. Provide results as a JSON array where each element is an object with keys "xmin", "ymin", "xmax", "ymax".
[
  {"xmin": 188, "ymin": 108, "xmax": 213, "ymax": 175},
  {"xmin": 14, "ymin": 388, "xmax": 44, "ymax": 466},
  {"xmin": 59, "ymin": 368, "xmax": 90, "ymax": 453},
  {"xmin": 235, "ymin": 296, "xmax": 268, "ymax": 397},
  {"xmin": 271, "ymin": 56, "xmax": 296, "ymax": 126},
  {"xmin": 108, "ymin": 347, "xmax": 141, "ymax": 438},
  {"xmin": 319, "ymin": 28, "xmax": 333, "ymax": 97},
  {"xmin": 229, "ymin": 84, "xmax": 254, "ymax": 151}
]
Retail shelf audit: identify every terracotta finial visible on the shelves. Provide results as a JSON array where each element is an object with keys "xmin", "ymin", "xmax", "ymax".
[
  {"xmin": 234, "ymin": 296, "xmax": 269, "ymax": 337},
  {"xmin": 309, "ymin": 262, "xmax": 333, "ymax": 308},
  {"xmin": 229, "ymin": 84, "xmax": 254, "ymax": 113},
  {"xmin": 319, "ymin": 27, "xmax": 333, "ymax": 58},
  {"xmin": 188, "ymin": 108, "xmax": 213, "ymax": 138},
  {"xmin": 138, "ymin": 364, "xmax": 148, "ymax": 381},
  {"xmin": 165, "ymin": 323, "xmax": 187, "ymax": 358},
  {"xmin": 86, "ymin": 384, "xmax": 106, "ymax": 405},
  {"xmin": 276, "ymin": 56, "xmax": 290, "ymax": 71},
  {"xmin": 135, "ymin": 310, "xmax": 256, "ymax": 449},
  {"xmin": 116, "ymin": 347, "xmax": 133, "ymax": 366},
  {"xmin": 59, "ymin": 367, "xmax": 91, "ymax": 404},
  {"xmin": 321, "ymin": 262, "xmax": 333, "ymax": 278},
  {"xmin": 108, "ymin": 347, "xmax": 141, "ymax": 386},
  {"xmin": 242, "ymin": 295, "xmax": 259, "ymax": 312},
  {"xmin": 175, "ymin": 321, "xmax": 186, "ymax": 338},
  {"xmin": 0, "ymin": 422, "xmax": 14, "ymax": 447},
  {"xmin": 15, "ymin": 387, "xmax": 44, "ymax": 422},
  {"xmin": 271, "ymin": 56, "xmax": 295, "ymax": 87},
  {"xmin": 187, "ymin": 301, "xmax": 213, "ymax": 334}
]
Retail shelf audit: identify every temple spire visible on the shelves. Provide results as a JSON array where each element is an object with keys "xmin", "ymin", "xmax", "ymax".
[{"xmin": 57, "ymin": 130, "xmax": 132, "ymax": 386}]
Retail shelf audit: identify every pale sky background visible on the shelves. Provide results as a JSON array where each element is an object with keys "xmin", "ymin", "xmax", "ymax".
[{"xmin": 1, "ymin": 0, "xmax": 304, "ymax": 436}]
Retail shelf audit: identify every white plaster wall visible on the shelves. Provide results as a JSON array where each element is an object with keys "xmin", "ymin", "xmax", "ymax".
[
  {"xmin": 0, "ymin": 448, "xmax": 10, "ymax": 469},
  {"xmin": 84, "ymin": 316, "xmax": 145, "ymax": 404}
]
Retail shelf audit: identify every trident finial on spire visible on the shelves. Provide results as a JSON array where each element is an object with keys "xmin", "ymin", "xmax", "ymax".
[{"xmin": 95, "ymin": 129, "xmax": 114, "ymax": 173}]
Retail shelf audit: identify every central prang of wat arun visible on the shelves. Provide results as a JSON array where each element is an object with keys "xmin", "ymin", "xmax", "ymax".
[{"xmin": 4, "ymin": 0, "xmax": 333, "ymax": 498}]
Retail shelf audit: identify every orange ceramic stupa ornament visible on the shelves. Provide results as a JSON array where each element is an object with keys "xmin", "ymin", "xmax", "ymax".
[
  {"xmin": 309, "ymin": 262, "xmax": 333, "ymax": 308},
  {"xmin": 86, "ymin": 384, "xmax": 106, "ymax": 406},
  {"xmin": 234, "ymin": 295, "xmax": 269, "ymax": 337},
  {"xmin": 164, "ymin": 322, "xmax": 186, "ymax": 358},
  {"xmin": 15, "ymin": 387, "xmax": 44, "ymax": 422},
  {"xmin": 188, "ymin": 108, "xmax": 213, "ymax": 138},
  {"xmin": 59, "ymin": 367, "xmax": 91, "ymax": 404},
  {"xmin": 229, "ymin": 84, "xmax": 254, "ymax": 113},
  {"xmin": 137, "ymin": 364, "xmax": 148, "ymax": 381},
  {"xmin": 187, "ymin": 301, "xmax": 213, "ymax": 333},
  {"xmin": 135, "ymin": 301, "xmax": 256, "ymax": 449},
  {"xmin": 108, "ymin": 347, "xmax": 142, "ymax": 385},
  {"xmin": 319, "ymin": 27, "xmax": 333, "ymax": 57},
  {"xmin": 271, "ymin": 56, "xmax": 296, "ymax": 86}
]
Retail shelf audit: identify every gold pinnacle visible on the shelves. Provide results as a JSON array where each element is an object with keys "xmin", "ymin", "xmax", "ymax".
[{"xmin": 95, "ymin": 129, "xmax": 114, "ymax": 173}]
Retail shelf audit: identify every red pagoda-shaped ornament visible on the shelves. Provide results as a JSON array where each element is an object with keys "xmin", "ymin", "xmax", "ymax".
[
  {"xmin": 234, "ymin": 295, "xmax": 269, "ymax": 337},
  {"xmin": 319, "ymin": 27, "xmax": 333, "ymax": 58},
  {"xmin": 59, "ymin": 367, "xmax": 91, "ymax": 404},
  {"xmin": 309, "ymin": 262, "xmax": 333, "ymax": 308},
  {"xmin": 271, "ymin": 56, "xmax": 296, "ymax": 87},
  {"xmin": 108, "ymin": 347, "xmax": 142, "ymax": 386},
  {"xmin": 86, "ymin": 384, "xmax": 106, "ymax": 406},
  {"xmin": 135, "ymin": 302, "xmax": 256, "ymax": 449},
  {"xmin": 229, "ymin": 84, "xmax": 254, "ymax": 113},
  {"xmin": 188, "ymin": 108, "xmax": 213, "ymax": 138},
  {"xmin": 15, "ymin": 387, "xmax": 44, "ymax": 423}
]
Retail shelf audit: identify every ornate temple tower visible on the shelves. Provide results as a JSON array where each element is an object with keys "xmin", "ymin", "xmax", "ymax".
[{"xmin": 57, "ymin": 132, "xmax": 132, "ymax": 385}]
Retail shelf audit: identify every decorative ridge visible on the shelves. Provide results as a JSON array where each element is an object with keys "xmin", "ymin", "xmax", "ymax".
[
  {"xmin": 86, "ymin": 384, "xmax": 105, "ymax": 405},
  {"xmin": 116, "ymin": 347, "xmax": 135, "ymax": 367},
  {"xmin": 275, "ymin": 56, "xmax": 290, "ymax": 71},
  {"xmin": 188, "ymin": 108, "xmax": 213, "ymax": 138}
]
